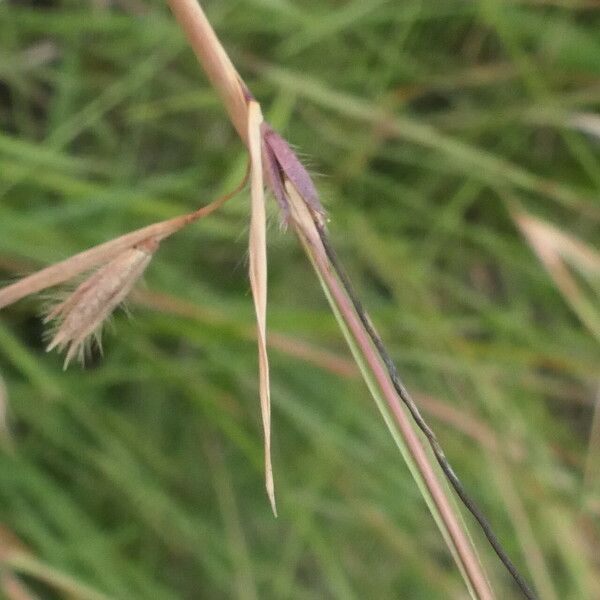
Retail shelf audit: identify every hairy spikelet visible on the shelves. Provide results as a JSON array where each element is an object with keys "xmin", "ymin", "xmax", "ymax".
[{"xmin": 45, "ymin": 239, "xmax": 158, "ymax": 368}]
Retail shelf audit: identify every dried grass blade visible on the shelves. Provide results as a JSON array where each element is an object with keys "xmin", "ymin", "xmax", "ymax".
[
  {"xmin": 516, "ymin": 211, "xmax": 600, "ymax": 276},
  {"xmin": 3, "ymin": 553, "xmax": 112, "ymax": 600},
  {"xmin": 569, "ymin": 112, "xmax": 600, "ymax": 141},
  {"xmin": 514, "ymin": 210, "xmax": 600, "ymax": 341},
  {"xmin": 1, "ymin": 571, "xmax": 39, "ymax": 600},
  {"xmin": 247, "ymin": 100, "xmax": 276, "ymax": 515},
  {"xmin": 0, "ymin": 526, "xmax": 111, "ymax": 600}
]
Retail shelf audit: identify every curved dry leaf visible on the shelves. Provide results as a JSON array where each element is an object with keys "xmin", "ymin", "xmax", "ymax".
[
  {"xmin": 569, "ymin": 112, "xmax": 600, "ymax": 142},
  {"xmin": 247, "ymin": 100, "xmax": 276, "ymax": 515},
  {"xmin": 515, "ymin": 210, "xmax": 600, "ymax": 341}
]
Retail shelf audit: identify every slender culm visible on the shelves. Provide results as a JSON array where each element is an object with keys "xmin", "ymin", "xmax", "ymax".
[{"xmin": 311, "ymin": 216, "xmax": 538, "ymax": 600}]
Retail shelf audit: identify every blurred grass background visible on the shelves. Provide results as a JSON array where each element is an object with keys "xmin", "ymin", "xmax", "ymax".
[{"xmin": 1, "ymin": 0, "xmax": 600, "ymax": 598}]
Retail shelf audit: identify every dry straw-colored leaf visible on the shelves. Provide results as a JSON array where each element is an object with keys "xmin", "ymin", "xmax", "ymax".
[
  {"xmin": 247, "ymin": 100, "xmax": 276, "ymax": 515},
  {"xmin": 569, "ymin": 112, "xmax": 600, "ymax": 142},
  {"xmin": 1, "ymin": 573, "xmax": 39, "ymax": 600},
  {"xmin": 0, "ymin": 526, "xmax": 37, "ymax": 600},
  {"xmin": 0, "ymin": 524, "xmax": 112, "ymax": 600},
  {"xmin": 515, "ymin": 210, "xmax": 600, "ymax": 341}
]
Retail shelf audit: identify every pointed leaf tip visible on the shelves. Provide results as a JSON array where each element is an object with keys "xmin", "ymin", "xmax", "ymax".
[{"xmin": 247, "ymin": 100, "xmax": 276, "ymax": 515}]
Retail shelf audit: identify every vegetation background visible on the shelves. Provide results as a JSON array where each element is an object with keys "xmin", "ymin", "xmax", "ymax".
[{"xmin": 1, "ymin": 0, "xmax": 599, "ymax": 598}]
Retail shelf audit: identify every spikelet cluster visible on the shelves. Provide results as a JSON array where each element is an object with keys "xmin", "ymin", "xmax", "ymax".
[{"xmin": 45, "ymin": 238, "xmax": 159, "ymax": 367}]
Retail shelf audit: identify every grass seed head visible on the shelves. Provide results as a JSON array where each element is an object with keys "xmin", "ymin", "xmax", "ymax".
[{"xmin": 45, "ymin": 238, "xmax": 159, "ymax": 368}]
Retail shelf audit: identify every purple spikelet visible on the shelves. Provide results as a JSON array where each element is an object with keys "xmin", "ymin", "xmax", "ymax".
[
  {"xmin": 261, "ymin": 122, "xmax": 325, "ymax": 224},
  {"xmin": 262, "ymin": 137, "xmax": 290, "ymax": 222}
]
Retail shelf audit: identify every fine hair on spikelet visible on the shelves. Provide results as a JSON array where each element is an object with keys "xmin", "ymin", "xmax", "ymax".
[{"xmin": 45, "ymin": 238, "xmax": 159, "ymax": 368}]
